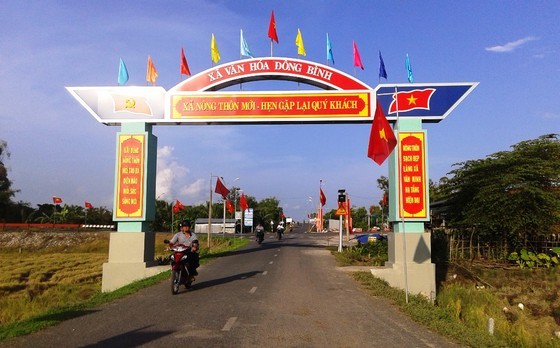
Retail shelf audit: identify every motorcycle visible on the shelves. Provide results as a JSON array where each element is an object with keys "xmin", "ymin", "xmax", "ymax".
[
  {"xmin": 256, "ymin": 230, "xmax": 265, "ymax": 244},
  {"xmin": 164, "ymin": 240, "xmax": 195, "ymax": 295},
  {"xmin": 276, "ymin": 227, "xmax": 283, "ymax": 240}
]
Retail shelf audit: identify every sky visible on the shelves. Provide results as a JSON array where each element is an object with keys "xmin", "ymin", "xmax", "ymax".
[{"xmin": 1, "ymin": 1, "xmax": 558, "ymax": 222}]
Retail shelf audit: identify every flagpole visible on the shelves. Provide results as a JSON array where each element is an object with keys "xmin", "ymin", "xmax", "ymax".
[
  {"xmin": 319, "ymin": 179, "xmax": 322, "ymax": 232},
  {"xmin": 270, "ymin": 39, "xmax": 273, "ymax": 57},
  {"xmin": 222, "ymin": 198, "xmax": 226, "ymax": 236},
  {"xmin": 394, "ymin": 85, "xmax": 409, "ymax": 304}
]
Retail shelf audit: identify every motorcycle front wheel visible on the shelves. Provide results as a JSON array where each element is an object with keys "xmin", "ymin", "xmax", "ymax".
[{"xmin": 171, "ymin": 270, "xmax": 181, "ymax": 295}]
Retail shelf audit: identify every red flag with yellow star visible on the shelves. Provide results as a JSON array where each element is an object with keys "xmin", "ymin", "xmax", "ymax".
[
  {"xmin": 368, "ymin": 99, "xmax": 396, "ymax": 165},
  {"xmin": 226, "ymin": 199, "xmax": 234, "ymax": 213},
  {"xmin": 389, "ymin": 89, "xmax": 435, "ymax": 113}
]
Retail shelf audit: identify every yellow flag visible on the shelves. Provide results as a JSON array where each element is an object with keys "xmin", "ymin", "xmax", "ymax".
[
  {"xmin": 211, "ymin": 34, "xmax": 221, "ymax": 64},
  {"xmin": 295, "ymin": 28, "xmax": 306, "ymax": 56},
  {"xmin": 146, "ymin": 55, "xmax": 158, "ymax": 85}
]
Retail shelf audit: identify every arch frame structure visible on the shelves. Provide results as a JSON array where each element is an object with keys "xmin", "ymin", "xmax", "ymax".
[
  {"xmin": 67, "ymin": 57, "xmax": 477, "ymax": 126},
  {"xmin": 66, "ymin": 57, "xmax": 477, "ymax": 295}
]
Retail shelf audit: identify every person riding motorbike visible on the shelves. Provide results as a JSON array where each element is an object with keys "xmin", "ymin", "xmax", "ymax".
[
  {"xmin": 169, "ymin": 219, "xmax": 199, "ymax": 276},
  {"xmin": 254, "ymin": 223, "xmax": 265, "ymax": 243},
  {"xmin": 276, "ymin": 223, "xmax": 284, "ymax": 240}
]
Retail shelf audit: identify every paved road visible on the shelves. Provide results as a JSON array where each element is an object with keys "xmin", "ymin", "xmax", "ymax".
[{"xmin": 2, "ymin": 227, "xmax": 459, "ymax": 347}]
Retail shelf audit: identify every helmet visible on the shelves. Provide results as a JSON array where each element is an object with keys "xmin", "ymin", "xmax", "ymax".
[{"xmin": 179, "ymin": 219, "xmax": 191, "ymax": 228}]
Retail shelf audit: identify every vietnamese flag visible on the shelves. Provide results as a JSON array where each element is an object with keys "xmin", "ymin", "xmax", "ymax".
[
  {"xmin": 180, "ymin": 48, "xmax": 191, "ymax": 76},
  {"xmin": 368, "ymin": 99, "xmax": 397, "ymax": 165},
  {"xmin": 173, "ymin": 199, "xmax": 185, "ymax": 213},
  {"xmin": 240, "ymin": 193, "xmax": 249, "ymax": 211},
  {"xmin": 389, "ymin": 88, "xmax": 436, "ymax": 113},
  {"xmin": 226, "ymin": 199, "xmax": 234, "ymax": 213},
  {"xmin": 52, "ymin": 196, "xmax": 63, "ymax": 204},
  {"xmin": 268, "ymin": 11, "xmax": 279, "ymax": 43},
  {"xmin": 214, "ymin": 177, "xmax": 230, "ymax": 198},
  {"xmin": 320, "ymin": 188, "xmax": 326, "ymax": 206},
  {"xmin": 85, "ymin": 201, "xmax": 93, "ymax": 209}
]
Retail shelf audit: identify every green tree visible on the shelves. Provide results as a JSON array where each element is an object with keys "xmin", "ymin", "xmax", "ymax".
[
  {"xmin": 351, "ymin": 206, "xmax": 368, "ymax": 230},
  {"xmin": 254, "ymin": 197, "xmax": 281, "ymax": 231},
  {"xmin": 441, "ymin": 134, "xmax": 560, "ymax": 247},
  {"xmin": 0, "ymin": 140, "xmax": 19, "ymax": 221},
  {"xmin": 153, "ymin": 199, "xmax": 172, "ymax": 232}
]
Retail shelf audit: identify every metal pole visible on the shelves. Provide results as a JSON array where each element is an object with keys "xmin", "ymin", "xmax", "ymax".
[
  {"xmin": 338, "ymin": 214, "xmax": 343, "ymax": 252},
  {"xmin": 208, "ymin": 174, "xmax": 213, "ymax": 249},
  {"xmin": 222, "ymin": 198, "xmax": 226, "ymax": 236},
  {"xmin": 394, "ymin": 85, "xmax": 409, "ymax": 304}
]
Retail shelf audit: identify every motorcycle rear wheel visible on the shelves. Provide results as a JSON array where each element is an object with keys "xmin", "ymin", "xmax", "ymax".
[{"xmin": 171, "ymin": 270, "xmax": 181, "ymax": 295}]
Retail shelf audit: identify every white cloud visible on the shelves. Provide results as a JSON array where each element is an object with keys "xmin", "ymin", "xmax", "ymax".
[
  {"xmin": 485, "ymin": 36, "xmax": 537, "ymax": 53},
  {"xmin": 180, "ymin": 179, "xmax": 207, "ymax": 205},
  {"xmin": 156, "ymin": 146, "xmax": 189, "ymax": 201},
  {"xmin": 543, "ymin": 112, "xmax": 559, "ymax": 119}
]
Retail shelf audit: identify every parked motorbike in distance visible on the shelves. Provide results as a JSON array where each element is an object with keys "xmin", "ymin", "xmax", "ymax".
[{"xmin": 164, "ymin": 239, "xmax": 194, "ymax": 295}]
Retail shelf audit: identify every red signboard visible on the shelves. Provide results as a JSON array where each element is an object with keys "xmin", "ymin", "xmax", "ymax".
[
  {"xmin": 171, "ymin": 57, "xmax": 370, "ymax": 92},
  {"xmin": 115, "ymin": 134, "xmax": 145, "ymax": 219},
  {"xmin": 399, "ymin": 132, "xmax": 427, "ymax": 219},
  {"xmin": 171, "ymin": 92, "xmax": 370, "ymax": 120}
]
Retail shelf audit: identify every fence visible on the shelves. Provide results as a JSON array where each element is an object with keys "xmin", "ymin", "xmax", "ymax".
[
  {"xmin": 0, "ymin": 223, "xmax": 115, "ymax": 232},
  {"xmin": 432, "ymin": 229, "xmax": 560, "ymax": 262}
]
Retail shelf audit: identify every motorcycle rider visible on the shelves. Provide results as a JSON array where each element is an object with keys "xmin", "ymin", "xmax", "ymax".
[
  {"xmin": 254, "ymin": 223, "xmax": 265, "ymax": 242},
  {"xmin": 169, "ymin": 219, "xmax": 200, "ymax": 276},
  {"xmin": 276, "ymin": 222, "xmax": 284, "ymax": 239}
]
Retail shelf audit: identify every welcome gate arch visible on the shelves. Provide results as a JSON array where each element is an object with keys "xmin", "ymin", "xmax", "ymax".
[{"xmin": 68, "ymin": 57, "xmax": 477, "ymax": 295}]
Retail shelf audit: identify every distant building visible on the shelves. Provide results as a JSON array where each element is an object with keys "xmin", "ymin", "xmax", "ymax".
[{"xmin": 194, "ymin": 218, "xmax": 237, "ymax": 234}]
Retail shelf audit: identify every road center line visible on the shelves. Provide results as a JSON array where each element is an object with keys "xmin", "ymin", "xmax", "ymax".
[
  {"xmin": 262, "ymin": 271, "xmax": 268, "ymax": 276},
  {"xmin": 249, "ymin": 286, "xmax": 257, "ymax": 294},
  {"xmin": 269, "ymin": 261, "xmax": 274, "ymax": 264},
  {"xmin": 222, "ymin": 317, "xmax": 237, "ymax": 331}
]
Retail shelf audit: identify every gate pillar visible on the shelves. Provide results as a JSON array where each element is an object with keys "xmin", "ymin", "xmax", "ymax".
[
  {"xmin": 370, "ymin": 118, "xmax": 436, "ymax": 300},
  {"xmin": 102, "ymin": 122, "xmax": 166, "ymax": 292}
]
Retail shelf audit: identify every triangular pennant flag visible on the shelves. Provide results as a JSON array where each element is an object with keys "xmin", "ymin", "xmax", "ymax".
[
  {"xmin": 146, "ymin": 55, "xmax": 158, "ymax": 85},
  {"xmin": 118, "ymin": 58, "xmax": 129, "ymax": 85},
  {"xmin": 240, "ymin": 29, "xmax": 254, "ymax": 58},
  {"xmin": 326, "ymin": 33, "xmax": 334, "ymax": 64},
  {"xmin": 353, "ymin": 41, "xmax": 364, "ymax": 70},
  {"xmin": 295, "ymin": 28, "xmax": 306, "ymax": 56},
  {"xmin": 180, "ymin": 48, "xmax": 191, "ymax": 76}
]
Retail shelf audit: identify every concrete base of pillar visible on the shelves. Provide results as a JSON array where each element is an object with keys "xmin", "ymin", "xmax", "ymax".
[
  {"xmin": 102, "ymin": 262, "xmax": 167, "ymax": 292},
  {"xmin": 369, "ymin": 232, "xmax": 436, "ymax": 300},
  {"xmin": 101, "ymin": 232, "xmax": 167, "ymax": 292}
]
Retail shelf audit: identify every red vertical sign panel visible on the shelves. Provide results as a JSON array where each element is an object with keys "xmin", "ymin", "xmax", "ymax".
[
  {"xmin": 116, "ymin": 135, "xmax": 145, "ymax": 218},
  {"xmin": 399, "ymin": 132, "xmax": 427, "ymax": 218}
]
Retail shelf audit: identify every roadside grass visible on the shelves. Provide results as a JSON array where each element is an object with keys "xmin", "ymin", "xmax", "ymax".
[
  {"xmin": 335, "ymin": 242, "xmax": 560, "ymax": 347},
  {"xmin": 0, "ymin": 232, "xmax": 248, "ymax": 340}
]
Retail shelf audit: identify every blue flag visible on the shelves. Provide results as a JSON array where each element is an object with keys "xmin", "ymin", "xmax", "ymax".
[
  {"xmin": 118, "ymin": 58, "xmax": 129, "ymax": 85},
  {"xmin": 405, "ymin": 54, "xmax": 414, "ymax": 83},
  {"xmin": 379, "ymin": 51, "xmax": 387, "ymax": 80},
  {"xmin": 240, "ymin": 29, "xmax": 254, "ymax": 58},
  {"xmin": 326, "ymin": 33, "xmax": 334, "ymax": 64}
]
